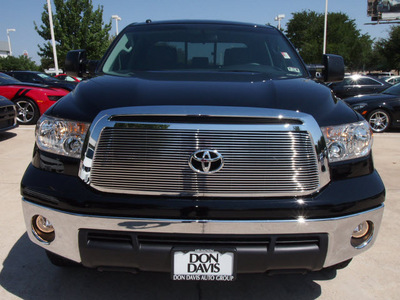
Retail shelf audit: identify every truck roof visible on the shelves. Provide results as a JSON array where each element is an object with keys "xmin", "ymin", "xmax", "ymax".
[{"xmin": 127, "ymin": 19, "xmax": 275, "ymax": 30}]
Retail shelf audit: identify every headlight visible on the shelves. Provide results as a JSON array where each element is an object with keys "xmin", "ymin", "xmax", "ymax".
[
  {"xmin": 351, "ymin": 103, "xmax": 367, "ymax": 111},
  {"xmin": 321, "ymin": 120, "xmax": 373, "ymax": 163},
  {"xmin": 36, "ymin": 115, "xmax": 90, "ymax": 158}
]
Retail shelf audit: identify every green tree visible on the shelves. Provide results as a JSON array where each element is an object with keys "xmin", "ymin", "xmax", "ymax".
[
  {"xmin": 365, "ymin": 42, "xmax": 388, "ymax": 72},
  {"xmin": 285, "ymin": 11, "xmax": 373, "ymax": 72},
  {"xmin": 0, "ymin": 55, "xmax": 39, "ymax": 71},
  {"xmin": 35, "ymin": 0, "xmax": 112, "ymax": 70},
  {"xmin": 375, "ymin": 26, "xmax": 400, "ymax": 72}
]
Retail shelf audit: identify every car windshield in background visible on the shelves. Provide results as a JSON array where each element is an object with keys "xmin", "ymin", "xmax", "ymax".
[
  {"xmin": 0, "ymin": 73, "xmax": 20, "ymax": 85},
  {"xmin": 382, "ymin": 83, "xmax": 400, "ymax": 96},
  {"xmin": 102, "ymin": 24, "xmax": 307, "ymax": 79},
  {"xmin": 37, "ymin": 73, "xmax": 59, "ymax": 82}
]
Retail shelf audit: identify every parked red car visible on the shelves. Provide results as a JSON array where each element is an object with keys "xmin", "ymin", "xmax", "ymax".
[{"xmin": 0, "ymin": 72, "xmax": 69, "ymax": 124}]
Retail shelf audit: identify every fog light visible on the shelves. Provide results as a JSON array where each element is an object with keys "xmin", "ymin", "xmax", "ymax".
[
  {"xmin": 351, "ymin": 221, "xmax": 374, "ymax": 249},
  {"xmin": 31, "ymin": 215, "xmax": 55, "ymax": 244},
  {"xmin": 36, "ymin": 215, "xmax": 54, "ymax": 233},
  {"xmin": 352, "ymin": 221, "xmax": 369, "ymax": 239}
]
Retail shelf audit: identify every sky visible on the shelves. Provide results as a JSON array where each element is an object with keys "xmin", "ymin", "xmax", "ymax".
[{"xmin": 0, "ymin": 0, "xmax": 396, "ymax": 64}]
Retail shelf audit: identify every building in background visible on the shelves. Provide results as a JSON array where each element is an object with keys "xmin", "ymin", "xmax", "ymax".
[{"xmin": 0, "ymin": 41, "xmax": 10, "ymax": 58}]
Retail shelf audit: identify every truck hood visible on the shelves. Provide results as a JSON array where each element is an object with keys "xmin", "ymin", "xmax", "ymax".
[{"xmin": 49, "ymin": 72, "xmax": 359, "ymax": 127}]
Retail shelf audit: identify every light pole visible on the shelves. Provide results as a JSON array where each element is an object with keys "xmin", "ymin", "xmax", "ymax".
[
  {"xmin": 323, "ymin": 0, "xmax": 328, "ymax": 54},
  {"xmin": 6, "ymin": 29, "xmax": 16, "ymax": 56},
  {"xmin": 47, "ymin": 0, "xmax": 59, "ymax": 75},
  {"xmin": 274, "ymin": 14, "xmax": 285, "ymax": 30},
  {"xmin": 112, "ymin": 15, "xmax": 122, "ymax": 35}
]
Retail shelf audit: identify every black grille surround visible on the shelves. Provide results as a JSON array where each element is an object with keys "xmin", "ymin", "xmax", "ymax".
[
  {"xmin": 79, "ymin": 229, "xmax": 328, "ymax": 273},
  {"xmin": 0, "ymin": 105, "xmax": 16, "ymax": 130}
]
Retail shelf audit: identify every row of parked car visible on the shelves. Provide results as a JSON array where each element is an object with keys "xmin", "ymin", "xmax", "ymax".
[
  {"xmin": 329, "ymin": 74, "xmax": 400, "ymax": 132},
  {"xmin": 0, "ymin": 72, "xmax": 70, "ymax": 126},
  {"xmin": 0, "ymin": 70, "xmax": 399, "ymax": 132},
  {"xmin": 0, "ymin": 71, "xmax": 82, "ymax": 129}
]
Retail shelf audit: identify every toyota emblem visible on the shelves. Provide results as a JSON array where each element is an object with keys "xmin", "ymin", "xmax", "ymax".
[{"xmin": 189, "ymin": 149, "xmax": 224, "ymax": 174}]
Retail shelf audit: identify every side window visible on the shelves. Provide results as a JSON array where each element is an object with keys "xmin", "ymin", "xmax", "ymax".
[
  {"xmin": 65, "ymin": 76, "xmax": 75, "ymax": 82},
  {"xmin": 358, "ymin": 78, "xmax": 381, "ymax": 86},
  {"xmin": 18, "ymin": 73, "xmax": 33, "ymax": 82},
  {"xmin": 31, "ymin": 74, "xmax": 43, "ymax": 83},
  {"xmin": 12, "ymin": 73, "xmax": 23, "ymax": 81},
  {"xmin": 343, "ymin": 78, "xmax": 355, "ymax": 85},
  {"xmin": 16, "ymin": 73, "xmax": 37, "ymax": 83}
]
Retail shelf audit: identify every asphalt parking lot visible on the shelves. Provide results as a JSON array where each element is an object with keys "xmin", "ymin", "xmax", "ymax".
[{"xmin": 0, "ymin": 125, "xmax": 399, "ymax": 300}]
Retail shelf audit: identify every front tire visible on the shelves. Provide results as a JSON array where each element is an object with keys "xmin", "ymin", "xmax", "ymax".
[
  {"xmin": 15, "ymin": 98, "xmax": 40, "ymax": 125},
  {"xmin": 368, "ymin": 109, "xmax": 391, "ymax": 133}
]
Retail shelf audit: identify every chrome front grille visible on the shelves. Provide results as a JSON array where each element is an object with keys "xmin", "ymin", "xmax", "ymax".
[
  {"xmin": 80, "ymin": 106, "xmax": 330, "ymax": 197},
  {"xmin": 89, "ymin": 127, "xmax": 320, "ymax": 197}
]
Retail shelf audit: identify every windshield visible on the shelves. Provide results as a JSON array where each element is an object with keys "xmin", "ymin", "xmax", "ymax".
[
  {"xmin": 0, "ymin": 72, "xmax": 20, "ymax": 85},
  {"xmin": 102, "ymin": 24, "xmax": 307, "ymax": 79},
  {"xmin": 382, "ymin": 83, "xmax": 400, "ymax": 96}
]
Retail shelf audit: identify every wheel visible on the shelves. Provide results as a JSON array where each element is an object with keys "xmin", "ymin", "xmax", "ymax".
[
  {"xmin": 368, "ymin": 109, "xmax": 391, "ymax": 133},
  {"xmin": 45, "ymin": 250, "xmax": 80, "ymax": 267},
  {"xmin": 14, "ymin": 98, "xmax": 40, "ymax": 125}
]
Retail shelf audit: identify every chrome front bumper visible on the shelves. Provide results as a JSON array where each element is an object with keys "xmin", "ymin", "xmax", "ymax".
[{"xmin": 22, "ymin": 199, "xmax": 384, "ymax": 269}]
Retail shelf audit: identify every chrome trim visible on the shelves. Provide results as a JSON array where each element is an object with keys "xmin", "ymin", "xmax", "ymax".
[
  {"xmin": 353, "ymin": 221, "xmax": 375, "ymax": 249},
  {"xmin": 354, "ymin": 231, "xmax": 374, "ymax": 250},
  {"xmin": 31, "ymin": 226, "xmax": 50, "ymax": 245},
  {"xmin": 22, "ymin": 199, "xmax": 384, "ymax": 268},
  {"xmin": 79, "ymin": 106, "xmax": 330, "ymax": 197}
]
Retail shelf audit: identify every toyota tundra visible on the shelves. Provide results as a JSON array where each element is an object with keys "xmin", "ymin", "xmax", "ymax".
[{"xmin": 20, "ymin": 20, "xmax": 385, "ymax": 281}]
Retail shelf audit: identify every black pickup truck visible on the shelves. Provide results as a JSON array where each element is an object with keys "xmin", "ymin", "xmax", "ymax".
[{"xmin": 21, "ymin": 20, "xmax": 385, "ymax": 281}]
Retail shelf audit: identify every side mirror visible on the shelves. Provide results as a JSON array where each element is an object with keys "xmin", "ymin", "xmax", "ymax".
[
  {"xmin": 65, "ymin": 50, "xmax": 86, "ymax": 77},
  {"xmin": 307, "ymin": 64, "xmax": 324, "ymax": 80},
  {"xmin": 65, "ymin": 50, "xmax": 99, "ymax": 78},
  {"xmin": 308, "ymin": 54, "xmax": 344, "ymax": 83},
  {"xmin": 323, "ymin": 54, "xmax": 344, "ymax": 83}
]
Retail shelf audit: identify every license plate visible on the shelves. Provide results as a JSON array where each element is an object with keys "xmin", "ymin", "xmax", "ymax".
[{"xmin": 172, "ymin": 249, "xmax": 236, "ymax": 281}]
